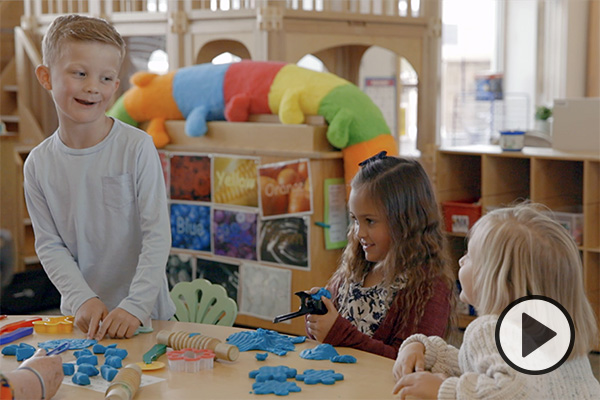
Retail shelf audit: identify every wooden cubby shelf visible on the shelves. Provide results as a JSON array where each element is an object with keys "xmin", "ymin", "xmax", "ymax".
[{"xmin": 436, "ymin": 145, "xmax": 600, "ymax": 350}]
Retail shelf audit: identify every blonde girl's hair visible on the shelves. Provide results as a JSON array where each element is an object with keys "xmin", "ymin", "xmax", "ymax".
[
  {"xmin": 42, "ymin": 14, "xmax": 126, "ymax": 67},
  {"xmin": 330, "ymin": 155, "xmax": 455, "ymax": 336},
  {"xmin": 468, "ymin": 203, "xmax": 598, "ymax": 357}
]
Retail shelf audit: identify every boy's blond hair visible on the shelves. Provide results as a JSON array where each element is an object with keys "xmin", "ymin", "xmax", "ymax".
[
  {"xmin": 468, "ymin": 203, "xmax": 598, "ymax": 357},
  {"xmin": 42, "ymin": 14, "xmax": 126, "ymax": 67}
]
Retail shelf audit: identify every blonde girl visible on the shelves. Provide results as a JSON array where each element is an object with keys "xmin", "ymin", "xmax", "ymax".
[
  {"xmin": 393, "ymin": 203, "xmax": 599, "ymax": 399},
  {"xmin": 305, "ymin": 152, "xmax": 455, "ymax": 359}
]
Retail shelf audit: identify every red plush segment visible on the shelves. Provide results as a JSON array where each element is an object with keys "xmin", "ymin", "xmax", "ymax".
[{"xmin": 223, "ymin": 61, "xmax": 286, "ymax": 120}]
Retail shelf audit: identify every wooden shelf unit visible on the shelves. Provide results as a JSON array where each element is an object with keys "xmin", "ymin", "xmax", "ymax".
[{"xmin": 436, "ymin": 145, "xmax": 600, "ymax": 349}]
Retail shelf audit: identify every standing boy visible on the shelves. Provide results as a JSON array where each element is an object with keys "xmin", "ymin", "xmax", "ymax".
[{"xmin": 25, "ymin": 14, "xmax": 175, "ymax": 340}]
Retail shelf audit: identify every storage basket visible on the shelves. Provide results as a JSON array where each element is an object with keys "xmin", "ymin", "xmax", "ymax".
[{"xmin": 442, "ymin": 200, "xmax": 482, "ymax": 234}]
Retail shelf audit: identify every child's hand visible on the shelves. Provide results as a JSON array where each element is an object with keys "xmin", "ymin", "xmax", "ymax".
[
  {"xmin": 75, "ymin": 297, "xmax": 108, "ymax": 339},
  {"xmin": 392, "ymin": 371, "xmax": 444, "ymax": 399},
  {"xmin": 393, "ymin": 342, "xmax": 426, "ymax": 380},
  {"xmin": 305, "ymin": 296, "xmax": 338, "ymax": 342},
  {"xmin": 94, "ymin": 308, "xmax": 141, "ymax": 340}
]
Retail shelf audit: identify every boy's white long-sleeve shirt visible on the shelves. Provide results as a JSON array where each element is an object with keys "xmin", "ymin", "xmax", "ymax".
[
  {"xmin": 401, "ymin": 314, "xmax": 600, "ymax": 399},
  {"xmin": 24, "ymin": 119, "xmax": 175, "ymax": 325}
]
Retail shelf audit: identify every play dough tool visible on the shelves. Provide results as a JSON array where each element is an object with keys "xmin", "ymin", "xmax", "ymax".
[
  {"xmin": 32, "ymin": 316, "xmax": 74, "ymax": 334},
  {"xmin": 0, "ymin": 327, "xmax": 33, "ymax": 345},
  {"xmin": 273, "ymin": 291, "xmax": 328, "ymax": 323},
  {"xmin": 0, "ymin": 317, "xmax": 42, "ymax": 334},
  {"xmin": 104, "ymin": 363, "xmax": 142, "ymax": 400},
  {"xmin": 46, "ymin": 342, "xmax": 70, "ymax": 356},
  {"xmin": 157, "ymin": 330, "xmax": 239, "ymax": 362},
  {"xmin": 142, "ymin": 344, "xmax": 167, "ymax": 364}
]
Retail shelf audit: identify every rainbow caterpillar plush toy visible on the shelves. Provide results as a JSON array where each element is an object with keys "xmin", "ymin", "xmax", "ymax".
[{"xmin": 107, "ymin": 60, "xmax": 397, "ymax": 183}]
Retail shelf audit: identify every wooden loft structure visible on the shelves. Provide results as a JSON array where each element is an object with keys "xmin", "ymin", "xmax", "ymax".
[{"xmin": 16, "ymin": 0, "xmax": 442, "ymax": 150}]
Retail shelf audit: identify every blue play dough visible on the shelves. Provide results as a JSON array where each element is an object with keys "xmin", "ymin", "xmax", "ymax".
[
  {"xmin": 76, "ymin": 355, "xmax": 98, "ymax": 366},
  {"xmin": 101, "ymin": 365, "xmax": 118, "ymax": 382},
  {"xmin": 331, "ymin": 354, "xmax": 357, "ymax": 363},
  {"xmin": 92, "ymin": 344, "xmax": 106, "ymax": 354},
  {"xmin": 255, "ymin": 353, "xmax": 268, "ymax": 361},
  {"xmin": 105, "ymin": 355, "xmax": 123, "ymax": 369},
  {"xmin": 299, "ymin": 344, "xmax": 339, "ymax": 360},
  {"xmin": 73, "ymin": 349, "xmax": 92, "ymax": 358},
  {"xmin": 72, "ymin": 372, "xmax": 91, "ymax": 386},
  {"xmin": 38, "ymin": 339, "xmax": 96, "ymax": 351},
  {"xmin": 104, "ymin": 348, "xmax": 128, "ymax": 359},
  {"xmin": 227, "ymin": 328, "xmax": 297, "ymax": 356},
  {"xmin": 16, "ymin": 346, "xmax": 35, "ymax": 361},
  {"xmin": 77, "ymin": 363, "xmax": 99, "ymax": 377},
  {"xmin": 311, "ymin": 288, "xmax": 332, "ymax": 300},
  {"xmin": 296, "ymin": 369, "xmax": 344, "ymax": 385},
  {"xmin": 62, "ymin": 363, "xmax": 75, "ymax": 376},
  {"xmin": 249, "ymin": 366, "xmax": 297, "ymax": 382},
  {"xmin": 2, "ymin": 343, "xmax": 35, "ymax": 357},
  {"xmin": 252, "ymin": 380, "xmax": 302, "ymax": 395},
  {"xmin": 289, "ymin": 336, "xmax": 306, "ymax": 344}
]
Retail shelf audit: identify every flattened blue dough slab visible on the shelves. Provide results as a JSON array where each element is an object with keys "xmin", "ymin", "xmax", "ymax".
[
  {"xmin": 299, "ymin": 344, "xmax": 339, "ymax": 360},
  {"xmin": 311, "ymin": 288, "xmax": 332, "ymax": 300},
  {"xmin": 296, "ymin": 369, "xmax": 344, "ymax": 385},
  {"xmin": 16, "ymin": 346, "xmax": 35, "ymax": 361},
  {"xmin": 227, "ymin": 328, "xmax": 296, "ymax": 355},
  {"xmin": 101, "ymin": 365, "xmax": 118, "ymax": 382},
  {"xmin": 77, "ymin": 363, "xmax": 99, "ymax": 376},
  {"xmin": 72, "ymin": 372, "xmax": 91, "ymax": 386},
  {"xmin": 252, "ymin": 380, "xmax": 302, "ymax": 395},
  {"xmin": 74, "ymin": 349, "xmax": 92, "ymax": 358},
  {"xmin": 255, "ymin": 353, "xmax": 268, "ymax": 361},
  {"xmin": 38, "ymin": 338, "xmax": 96, "ymax": 350},
  {"xmin": 249, "ymin": 366, "xmax": 297, "ymax": 382},
  {"xmin": 289, "ymin": 336, "xmax": 306, "ymax": 344},
  {"xmin": 331, "ymin": 355, "xmax": 357, "ymax": 363},
  {"xmin": 105, "ymin": 355, "xmax": 123, "ymax": 368},
  {"xmin": 62, "ymin": 363, "xmax": 75, "ymax": 376}
]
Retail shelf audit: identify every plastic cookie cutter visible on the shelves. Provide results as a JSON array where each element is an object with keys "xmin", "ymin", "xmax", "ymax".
[
  {"xmin": 136, "ymin": 344, "xmax": 167, "ymax": 371},
  {"xmin": 273, "ymin": 291, "xmax": 329, "ymax": 323},
  {"xmin": 32, "ymin": 316, "xmax": 74, "ymax": 334},
  {"xmin": 166, "ymin": 348, "xmax": 215, "ymax": 373},
  {"xmin": 0, "ymin": 317, "xmax": 42, "ymax": 335}
]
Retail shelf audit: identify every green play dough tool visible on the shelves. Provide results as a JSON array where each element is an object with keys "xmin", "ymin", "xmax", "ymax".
[{"xmin": 143, "ymin": 343, "xmax": 167, "ymax": 364}]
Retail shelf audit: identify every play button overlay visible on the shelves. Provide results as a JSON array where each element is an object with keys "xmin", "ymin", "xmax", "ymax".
[{"xmin": 495, "ymin": 295, "xmax": 574, "ymax": 375}]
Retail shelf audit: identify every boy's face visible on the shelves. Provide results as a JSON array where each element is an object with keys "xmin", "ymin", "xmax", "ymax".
[{"xmin": 36, "ymin": 40, "xmax": 121, "ymax": 127}]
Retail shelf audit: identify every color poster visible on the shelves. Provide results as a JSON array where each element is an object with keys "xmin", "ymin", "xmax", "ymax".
[
  {"xmin": 170, "ymin": 203, "xmax": 211, "ymax": 252},
  {"xmin": 258, "ymin": 159, "xmax": 312, "ymax": 218},
  {"xmin": 212, "ymin": 208, "xmax": 258, "ymax": 261},
  {"xmin": 259, "ymin": 216, "xmax": 310, "ymax": 270},
  {"xmin": 196, "ymin": 257, "xmax": 240, "ymax": 304},
  {"xmin": 170, "ymin": 153, "xmax": 211, "ymax": 202},
  {"xmin": 166, "ymin": 253, "xmax": 194, "ymax": 290},
  {"xmin": 323, "ymin": 178, "xmax": 349, "ymax": 249},
  {"xmin": 239, "ymin": 262, "xmax": 291, "ymax": 321},
  {"xmin": 212, "ymin": 155, "xmax": 259, "ymax": 207}
]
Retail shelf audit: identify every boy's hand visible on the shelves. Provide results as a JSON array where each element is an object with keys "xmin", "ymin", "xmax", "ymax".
[
  {"xmin": 392, "ymin": 371, "xmax": 444, "ymax": 399},
  {"xmin": 393, "ymin": 342, "xmax": 426, "ymax": 380},
  {"xmin": 75, "ymin": 297, "xmax": 108, "ymax": 339},
  {"xmin": 95, "ymin": 308, "xmax": 141, "ymax": 340},
  {"xmin": 305, "ymin": 296, "xmax": 338, "ymax": 342}
]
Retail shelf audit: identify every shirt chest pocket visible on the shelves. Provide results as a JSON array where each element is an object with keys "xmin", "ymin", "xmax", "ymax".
[{"xmin": 102, "ymin": 174, "xmax": 135, "ymax": 209}]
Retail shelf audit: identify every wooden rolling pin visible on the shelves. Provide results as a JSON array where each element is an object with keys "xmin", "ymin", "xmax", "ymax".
[
  {"xmin": 104, "ymin": 363, "xmax": 142, "ymax": 400},
  {"xmin": 156, "ymin": 330, "xmax": 239, "ymax": 362}
]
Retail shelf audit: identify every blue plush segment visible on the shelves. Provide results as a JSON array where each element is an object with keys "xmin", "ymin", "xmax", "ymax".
[
  {"xmin": 2, "ymin": 343, "xmax": 35, "ymax": 356},
  {"xmin": 252, "ymin": 380, "xmax": 302, "ymax": 395},
  {"xmin": 330, "ymin": 355, "xmax": 357, "ymax": 363},
  {"xmin": 226, "ymin": 328, "xmax": 297, "ymax": 356},
  {"xmin": 255, "ymin": 353, "xmax": 268, "ymax": 361},
  {"xmin": 104, "ymin": 348, "xmax": 128, "ymax": 360},
  {"xmin": 76, "ymin": 355, "xmax": 98, "ymax": 366},
  {"xmin": 72, "ymin": 372, "xmax": 91, "ymax": 386},
  {"xmin": 299, "ymin": 344, "xmax": 339, "ymax": 360},
  {"xmin": 249, "ymin": 366, "xmax": 297, "ymax": 382},
  {"xmin": 172, "ymin": 63, "xmax": 230, "ymax": 136},
  {"xmin": 311, "ymin": 288, "xmax": 332, "ymax": 300},
  {"xmin": 104, "ymin": 355, "xmax": 123, "ymax": 369},
  {"xmin": 92, "ymin": 344, "xmax": 107, "ymax": 354},
  {"xmin": 16, "ymin": 346, "xmax": 36, "ymax": 361},
  {"xmin": 62, "ymin": 363, "xmax": 75, "ymax": 376},
  {"xmin": 77, "ymin": 363, "xmax": 99, "ymax": 376},
  {"xmin": 101, "ymin": 365, "xmax": 119, "ymax": 382},
  {"xmin": 296, "ymin": 369, "xmax": 344, "ymax": 385},
  {"xmin": 38, "ymin": 339, "xmax": 96, "ymax": 351}
]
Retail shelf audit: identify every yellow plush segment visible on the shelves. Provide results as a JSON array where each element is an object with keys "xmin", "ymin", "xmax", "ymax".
[{"xmin": 268, "ymin": 64, "xmax": 348, "ymax": 124}]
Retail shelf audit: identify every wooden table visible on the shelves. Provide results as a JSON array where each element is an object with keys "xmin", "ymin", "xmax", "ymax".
[{"xmin": 0, "ymin": 317, "xmax": 396, "ymax": 399}]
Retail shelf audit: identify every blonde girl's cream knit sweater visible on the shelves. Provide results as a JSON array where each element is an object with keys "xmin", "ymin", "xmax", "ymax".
[{"xmin": 400, "ymin": 314, "xmax": 600, "ymax": 399}]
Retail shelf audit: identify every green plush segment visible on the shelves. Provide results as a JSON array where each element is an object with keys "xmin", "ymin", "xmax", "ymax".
[
  {"xmin": 318, "ymin": 84, "xmax": 390, "ymax": 149},
  {"xmin": 106, "ymin": 94, "xmax": 138, "ymax": 127}
]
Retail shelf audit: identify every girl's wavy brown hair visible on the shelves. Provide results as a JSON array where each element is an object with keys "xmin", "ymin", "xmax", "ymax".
[{"xmin": 330, "ymin": 156, "xmax": 455, "ymax": 336}]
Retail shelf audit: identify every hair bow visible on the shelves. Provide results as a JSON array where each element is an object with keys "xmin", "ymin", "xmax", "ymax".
[{"xmin": 358, "ymin": 151, "xmax": 388, "ymax": 167}]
